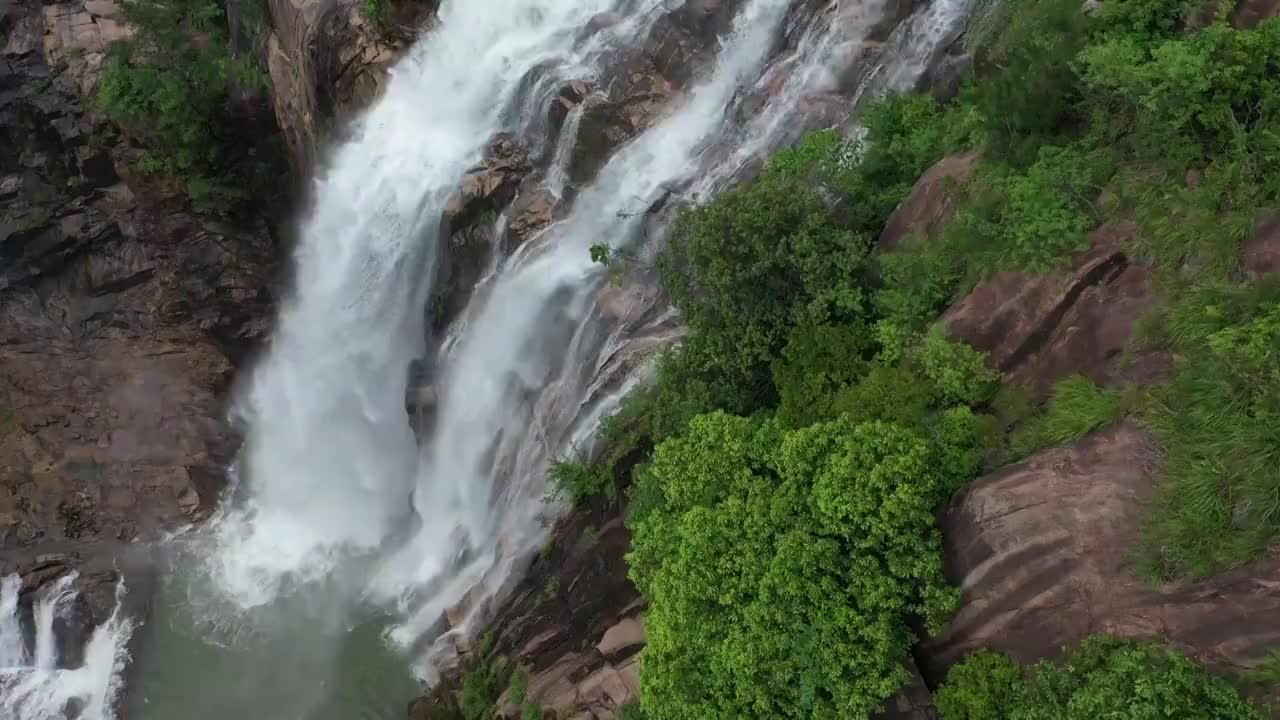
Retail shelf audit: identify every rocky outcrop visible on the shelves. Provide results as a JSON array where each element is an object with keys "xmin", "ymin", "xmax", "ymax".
[
  {"xmin": 941, "ymin": 223, "xmax": 1160, "ymax": 398},
  {"xmin": 266, "ymin": 0, "xmax": 436, "ymax": 171},
  {"xmin": 2, "ymin": 0, "xmax": 276, "ymax": 638},
  {"xmin": 924, "ymin": 421, "xmax": 1280, "ymax": 684},
  {"xmin": 410, "ymin": 498, "xmax": 645, "ymax": 720},
  {"xmin": 879, "ymin": 153, "xmax": 978, "ymax": 251},
  {"xmin": 36, "ymin": 0, "xmax": 130, "ymax": 95}
]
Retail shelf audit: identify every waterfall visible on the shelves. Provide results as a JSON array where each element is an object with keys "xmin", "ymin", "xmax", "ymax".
[
  {"xmin": 207, "ymin": 0, "xmax": 675, "ymax": 608},
  {"xmin": 0, "ymin": 574, "xmax": 133, "ymax": 720},
  {"xmin": 0, "ymin": 0, "xmax": 978, "ymax": 715}
]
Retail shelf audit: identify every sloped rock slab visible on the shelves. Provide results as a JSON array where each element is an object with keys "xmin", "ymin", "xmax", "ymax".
[
  {"xmin": 942, "ymin": 223, "xmax": 1159, "ymax": 397},
  {"xmin": 924, "ymin": 421, "xmax": 1280, "ymax": 684}
]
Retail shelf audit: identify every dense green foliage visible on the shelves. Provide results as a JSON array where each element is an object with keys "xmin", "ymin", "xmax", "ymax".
[
  {"xmin": 544, "ymin": 1, "xmax": 1280, "ymax": 717},
  {"xmin": 97, "ymin": 0, "xmax": 276, "ymax": 208},
  {"xmin": 628, "ymin": 413, "xmax": 957, "ymax": 719},
  {"xmin": 936, "ymin": 637, "xmax": 1262, "ymax": 719}
]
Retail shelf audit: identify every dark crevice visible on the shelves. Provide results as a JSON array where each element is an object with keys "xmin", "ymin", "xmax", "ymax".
[{"xmin": 998, "ymin": 251, "xmax": 1129, "ymax": 374}]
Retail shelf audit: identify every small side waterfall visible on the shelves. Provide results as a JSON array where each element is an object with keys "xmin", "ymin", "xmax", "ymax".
[{"xmin": 0, "ymin": 574, "xmax": 133, "ymax": 720}]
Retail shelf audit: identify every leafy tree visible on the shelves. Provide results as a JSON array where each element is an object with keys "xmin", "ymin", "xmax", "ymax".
[
  {"xmin": 961, "ymin": 0, "xmax": 1091, "ymax": 165},
  {"xmin": 97, "ymin": 0, "xmax": 275, "ymax": 208},
  {"xmin": 936, "ymin": 637, "xmax": 1263, "ymax": 719},
  {"xmin": 628, "ymin": 413, "xmax": 957, "ymax": 720},
  {"xmin": 659, "ymin": 170, "xmax": 867, "ymax": 412}
]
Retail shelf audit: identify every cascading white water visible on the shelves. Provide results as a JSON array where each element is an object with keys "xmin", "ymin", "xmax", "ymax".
[
  {"xmin": 369, "ymin": 0, "xmax": 797, "ymax": 668},
  {"xmin": 0, "ymin": 0, "xmax": 980, "ymax": 715},
  {"xmin": 0, "ymin": 574, "xmax": 133, "ymax": 720},
  {"xmin": 208, "ymin": 0, "xmax": 674, "ymax": 608}
]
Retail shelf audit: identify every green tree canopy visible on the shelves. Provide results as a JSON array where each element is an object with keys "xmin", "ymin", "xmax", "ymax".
[{"xmin": 628, "ymin": 412, "xmax": 957, "ymax": 720}]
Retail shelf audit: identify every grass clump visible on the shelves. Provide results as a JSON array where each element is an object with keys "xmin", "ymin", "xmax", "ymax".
[
  {"xmin": 1137, "ymin": 281, "xmax": 1280, "ymax": 580},
  {"xmin": 1006, "ymin": 375, "xmax": 1129, "ymax": 460},
  {"xmin": 458, "ymin": 655, "xmax": 507, "ymax": 720}
]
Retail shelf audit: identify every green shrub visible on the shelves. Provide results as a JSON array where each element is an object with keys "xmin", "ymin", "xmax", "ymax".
[
  {"xmin": 1138, "ymin": 282, "xmax": 1280, "ymax": 579},
  {"xmin": 771, "ymin": 319, "xmax": 874, "ymax": 428},
  {"xmin": 96, "ymin": 0, "xmax": 274, "ymax": 209},
  {"xmin": 962, "ymin": 0, "xmax": 1091, "ymax": 165},
  {"xmin": 936, "ymin": 636, "xmax": 1263, "ymax": 719},
  {"xmin": 659, "ymin": 168, "xmax": 866, "ymax": 411},
  {"xmin": 365, "ymin": 0, "xmax": 389, "ymax": 30},
  {"xmin": 546, "ymin": 459, "xmax": 611, "ymax": 506},
  {"xmin": 508, "ymin": 665, "xmax": 529, "ymax": 706},
  {"xmin": 830, "ymin": 363, "xmax": 935, "ymax": 430},
  {"xmin": 995, "ymin": 144, "xmax": 1108, "ymax": 270},
  {"xmin": 934, "ymin": 651, "xmax": 1025, "ymax": 720},
  {"xmin": 918, "ymin": 329, "xmax": 999, "ymax": 407},
  {"xmin": 520, "ymin": 701, "xmax": 542, "ymax": 720},
  {"xmin": 628, "ymin": 413, "xmax": 957, "ymax": 720},
  {"xmin": 873, "ymin": 237, "xmax": 963, "ymax": 332},
  {"xmin": 1078, "ymin": 21, "xmax": 1280, "ymax": 169},
  {"xmin": 1006, "ymin": 375, "xmax": 1128, "ymax": 459},
  {"xmin": 1242, "ymin": 649, "xmax": 1280, "ymax": 687},
  {"xmin": 458, "ymin": 656, "xmax": 506, "ymax": 720}
]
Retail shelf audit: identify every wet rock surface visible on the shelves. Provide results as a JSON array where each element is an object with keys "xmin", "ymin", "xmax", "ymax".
[
  {"xmin": 266, "ymin": 0, "xmax": 438, "ymax": 172},
  {"xmin": 410, "ymin": 498, "xmax": 645, "ymax": 720},
  {"xmin": 923, "ymin": 422, "xmax": 1280, "ymax": 687}
]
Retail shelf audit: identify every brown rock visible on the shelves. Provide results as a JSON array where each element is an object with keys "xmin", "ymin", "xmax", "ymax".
[
  {"xmin": 443, "ymin": 135, "xmax": 531, "ymax": 227},
  {"xmin": 266, "ymin": 0, "xmax": 437, "ymax": 172},
  {"xmin": 875, "ymin": 661, "xmax": 937, "ymax": 720},
  {"xmin": 879, "ymin": 153, "xmax": 979, "ymax": 251},
  {"xmin": 1242, "ymin": 211, "xmax": 1280, "ymax": 280},
  {"xmin": 1, "ymin": 0, "xmax": 277, "ymax": 662},
  {"xmin": 507, "ymin": 188, "xmax": 559, "ymax": 245},
  {"xmin": 1232, "ymin": 0, "xmax": 1280, "ymax": 27},
  {"xmin": 941, "ymin": 223, "xmax": 1158, "ymax": 397},
  {"xmin": 924, "ymin": 421, "xmax": 1280, "ymax": 683}
]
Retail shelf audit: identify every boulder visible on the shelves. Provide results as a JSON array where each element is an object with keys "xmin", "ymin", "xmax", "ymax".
[
  {"xmin": 879, "ymin": 153, "xmax": 979, "ymax": 251},
  {"xmin": 443, "ymin": 135, "xmax": 531, "ymax": 228},
  {"xmin": 923, "ymin": 421, "xmax": 1280, "ymax": 683},
  {"xmin": 1242, "ymin": 211, "xmax": 1280, "ymax": 280},
  {"xmin": 941, "ymin": 223, "xmax": 1159, "ymax": 397},
  {"xmin": 506, "ymin": 188, "xmax": 559, "ymax": 246}
]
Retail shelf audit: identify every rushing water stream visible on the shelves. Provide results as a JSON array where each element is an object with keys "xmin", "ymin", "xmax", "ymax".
[{"xmin": 0, "ymin": 0, "xmax": 975, "ymax": 716}]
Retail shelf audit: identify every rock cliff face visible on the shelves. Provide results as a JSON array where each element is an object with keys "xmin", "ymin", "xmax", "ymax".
[
  {"xmin": 265, "ymin": 0, "xmax": 437, "ymax": 173},
  {"xmin": 2, "ymin": 0, "xmax": 277, "ymax": 638}
]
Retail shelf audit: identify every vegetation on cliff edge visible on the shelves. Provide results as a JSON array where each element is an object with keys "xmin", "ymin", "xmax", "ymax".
[{"xmin": 538, "ymin": 0, "xmax": 1280, "ymax": 715}]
